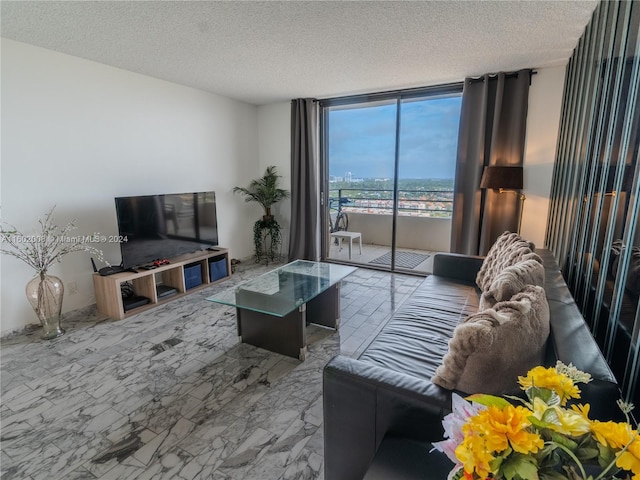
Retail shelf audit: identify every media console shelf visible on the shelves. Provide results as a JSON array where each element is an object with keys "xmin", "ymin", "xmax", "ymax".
[{"xmin": 93, "ymin": 248, "xmax": 230, "ymax": 320}]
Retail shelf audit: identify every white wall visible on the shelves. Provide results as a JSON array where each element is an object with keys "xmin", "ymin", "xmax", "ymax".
[
  {"xmin": 522, "ymin": 66, "xmax": 566, "ymax": 248},
  {"xmin": 347, "ymin": 213, "xmax": 451, "ymax": 252},
  {"xmin": 1, "ymin": 39, "xmax": 260, "ymax": 334},
  {"xmin": 257, "ymin": 102, "xmax": 291, "ymax": 255}
]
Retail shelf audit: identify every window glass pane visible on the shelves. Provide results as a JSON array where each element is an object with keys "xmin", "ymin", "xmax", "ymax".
[
  {"xmin": 326, "ymin": 100, "xmax": 397, "ymax": 267},
  {"xmin": 394, "ymin": 94, "xmax": 461, "ymax": 272}
]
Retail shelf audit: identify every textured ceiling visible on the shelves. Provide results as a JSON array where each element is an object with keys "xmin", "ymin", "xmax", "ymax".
[{"xmin": 1, "ymin": 1, "xmax": 598, "ymax": 105}]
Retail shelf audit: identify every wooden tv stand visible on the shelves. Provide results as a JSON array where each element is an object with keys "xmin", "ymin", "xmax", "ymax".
[{"xmin": 93, "ymin": 248, "xmax": 230, "ymax": 320}]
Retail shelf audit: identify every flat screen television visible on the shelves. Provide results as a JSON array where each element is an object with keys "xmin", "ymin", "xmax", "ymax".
[{"xmin": 114, "ymin": 191, "xmax": 219, "ymax": 269}]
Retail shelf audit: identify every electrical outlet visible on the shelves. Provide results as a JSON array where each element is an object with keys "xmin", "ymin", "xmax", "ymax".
[{"xmin": 68, "ymin": 282, "xmax": 78, "ymax": 295}]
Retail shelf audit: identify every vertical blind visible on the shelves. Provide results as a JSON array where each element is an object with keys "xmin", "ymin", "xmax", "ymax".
[{"xmin": 546, "ymin": 0, "xmax": 639, "ymax": 406}]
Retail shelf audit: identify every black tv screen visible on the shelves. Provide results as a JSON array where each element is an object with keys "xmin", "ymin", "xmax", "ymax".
[{"xmin": 114, "ymin": 192, "xmax": 219, "ymax": 269}]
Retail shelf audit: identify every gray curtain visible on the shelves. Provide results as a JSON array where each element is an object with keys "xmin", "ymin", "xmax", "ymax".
[
  {"xmin": 450, "ymin": 70, "xmax": 531, "ymax": 255},
  {"xmin": 289, "ymin": 98, "xmax": 320, "ymax": 261}
]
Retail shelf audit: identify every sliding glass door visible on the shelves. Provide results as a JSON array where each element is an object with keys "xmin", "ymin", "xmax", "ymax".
[
  {"xmin": 394, "ymin": 96, "xmax": 461, "ymax": 272},
  {"xmin": 324, "ymin": 99, "xmax": 396, "ymax": 270},
  {"xmin": 321, "ymin": 86, "xmax": 462, "ymax": 274}
]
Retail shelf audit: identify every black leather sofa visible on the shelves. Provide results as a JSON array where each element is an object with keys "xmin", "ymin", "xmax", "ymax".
[{"xmin": 322, "ymin": 248, "xmax": 620, "ymax": 480}]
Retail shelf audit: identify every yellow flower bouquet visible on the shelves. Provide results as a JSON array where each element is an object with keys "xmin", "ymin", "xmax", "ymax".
[{"xmin": 432, "ymin": 362, "xmax": 638, "ymax": 480}]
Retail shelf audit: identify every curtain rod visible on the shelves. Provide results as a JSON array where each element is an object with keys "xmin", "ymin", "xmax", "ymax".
[
  {"xmin": 318, "ymin": 69, "xmax": 537, "ymax": 106},
  {"xmin": 318, "ymin": 81, "xmax": 464, "ymax": 107},
  {"xmin": 467, "ymin": 69, "xmax": 537, "ymax": 85}
]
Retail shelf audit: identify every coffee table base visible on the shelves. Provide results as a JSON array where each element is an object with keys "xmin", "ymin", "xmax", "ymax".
[{"xmin": 236, "ymin": 283, "xmax": 341, "ymax": 360}]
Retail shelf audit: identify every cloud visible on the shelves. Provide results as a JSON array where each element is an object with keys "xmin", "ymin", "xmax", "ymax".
[{"xmin": 328, "ymin": 96, "xmax": 462, "ymax": 179}]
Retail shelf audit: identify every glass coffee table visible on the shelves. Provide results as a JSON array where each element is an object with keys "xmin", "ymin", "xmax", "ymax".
[{"xmin": 207, "ymin": 260, "xmax": 356, "ymax": 360}]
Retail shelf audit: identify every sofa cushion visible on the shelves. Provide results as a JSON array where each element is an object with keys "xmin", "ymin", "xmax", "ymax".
[
  {"xmin": 479, "ymin": 258, "xmax": 545, "ymax": 310},
  {"xmin": 432, "ymin": 285, "xmax": 550, "ymax": 395},
  {"xmin": 476, "ymin": 231, "xmax": 540, "ymax": 292},
  {"xmin": 358, "ymin": 275, "xmax": 479, "ymax": 381}
]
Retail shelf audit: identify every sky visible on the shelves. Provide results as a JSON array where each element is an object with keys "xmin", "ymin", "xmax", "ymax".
[{"xmin": 328, "ymin": 95, "xmax": 462, "ymax": 180}]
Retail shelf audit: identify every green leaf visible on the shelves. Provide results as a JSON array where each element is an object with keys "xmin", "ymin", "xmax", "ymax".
[
  {"xmin": 467, "ymin": 393, "xmax": 512, "ymax": 409},
  {"xmin": 538, "ymin": 470, "xmax": 571, "ymax": 480},
  {"xmin": 490, "ymin": 447, "xmax": 512, "ymax": 473},
  {"xmin": 575, "ymin": 447, "xmax": 600, "ymax": 461},
  {"xmin": 505, "ymin": 394, "xmax": 529, "ymax": 406},
  {"xmin": 563, "ymin": 466, "xmax": 586, "ymax": 480},
  {"xmin": 542, "ymin": 408, "xmax": 561, "ymax": 425},
  {"xmin": 550, "ymin": 433, "xmax": 579, "ymax": 451},
  {"xmin": 539, "ymin": 443, "xmax": 559, "ymax": 459},
  {"xmin": 233, "ymin": 166, "xmax": 290, "ymax": 213},
  {"xmin": 527, "ymin": 387, "xmax": 561, "ymax": 406},
  {"xmin": 596, "ymin": 443, "xmax": 616, "ymax": 468},
  {"xmin": 450, "ymin": 467, "xmax": 465, "ymax": 480},
  {"xmin": 529, "ymin": 415, "xmax": 555, "ymax": 430},
  {"xmin": 502, "ymin": 453, "xmax": 540, "ymax": 480}
]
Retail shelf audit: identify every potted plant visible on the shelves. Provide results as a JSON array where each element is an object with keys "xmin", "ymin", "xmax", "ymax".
[
  {"xmin": 0, "ymin": 207, "xmax": 105, "ymax": 339},
  {"xmin": 233, "ymin": 165, "xmax": 290, "ymax": 223},
  {"xmin": 233, "ymin": 166, "xmax": 290, "ymax": 263}
]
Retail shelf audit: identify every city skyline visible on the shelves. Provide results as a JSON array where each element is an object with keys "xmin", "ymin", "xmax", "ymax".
[
  {"xmin": 328, "ymin": 95, "xmax": 462, "ymax": 180},
  {"xmin": 329, "ymin": 172, "xmax": 454, "ymax": 183}
]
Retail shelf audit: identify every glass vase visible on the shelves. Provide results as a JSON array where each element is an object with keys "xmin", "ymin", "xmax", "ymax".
[{"xmin": 25, "ymin": 273, "xmax": 65, "ymax": 340}]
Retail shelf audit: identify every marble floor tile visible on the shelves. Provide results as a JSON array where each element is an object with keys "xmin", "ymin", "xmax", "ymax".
[{"xmin": 1, "ymin": 262, "xmax": 424, "ymax": 479}]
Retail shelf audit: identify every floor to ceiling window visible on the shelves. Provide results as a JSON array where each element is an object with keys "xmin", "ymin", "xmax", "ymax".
[{"xmin": 320, "ymin": 85, "xmax": 462, "ymax": 274}]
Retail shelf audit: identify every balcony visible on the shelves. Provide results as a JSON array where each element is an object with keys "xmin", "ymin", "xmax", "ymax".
[{"xmin": 326, "ymin": 187, "xmax": 453, "ymax": 275}]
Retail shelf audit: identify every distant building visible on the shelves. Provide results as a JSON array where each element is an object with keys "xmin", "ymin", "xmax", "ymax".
[{"xmin": 345, "ymin": 171, "xmax": 352, "ymax": 183}]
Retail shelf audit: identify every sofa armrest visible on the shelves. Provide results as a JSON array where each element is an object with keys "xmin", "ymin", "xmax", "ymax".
[
  {"xmin": 323, "ymin": 355, "xmax": 452, "ymax": 480},
  {"xmin": 546, "ymin": 299, "xmax": 622, "ymax": 420},
  {"xmin": 432, "ymin": 253, "xmax": 484, "ymax": 283}
]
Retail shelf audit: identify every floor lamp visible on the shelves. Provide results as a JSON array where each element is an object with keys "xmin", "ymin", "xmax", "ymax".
[{"xmin": 480, "ymin": 166, "xmax": 526, "ymax": 233}]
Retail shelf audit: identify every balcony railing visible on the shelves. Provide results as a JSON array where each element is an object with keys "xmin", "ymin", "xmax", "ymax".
[{"xmin": 329, "ymin": 188, "xmax": 453, "ymax": 218}]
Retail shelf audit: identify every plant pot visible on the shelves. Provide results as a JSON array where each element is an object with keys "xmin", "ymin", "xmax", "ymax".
[{"xmin": 25, "ymin": 273, "xmax": 65, "ymax": 340}]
